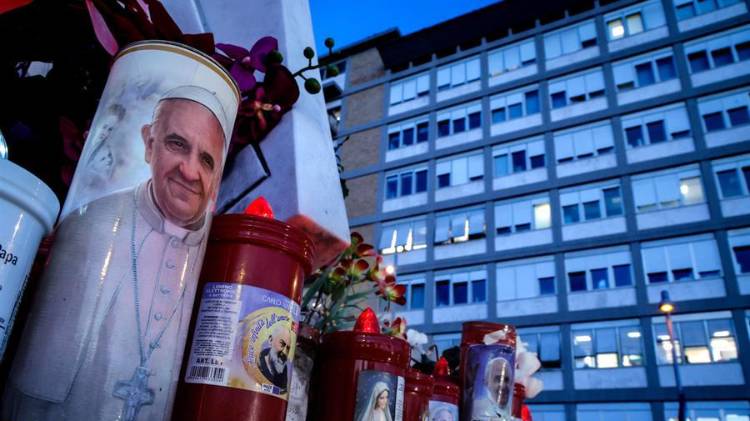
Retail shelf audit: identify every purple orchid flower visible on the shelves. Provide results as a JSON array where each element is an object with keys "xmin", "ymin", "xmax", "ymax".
[{"xmin": 216, "ymin": 36, "xmax": 278, "ymax": 92}]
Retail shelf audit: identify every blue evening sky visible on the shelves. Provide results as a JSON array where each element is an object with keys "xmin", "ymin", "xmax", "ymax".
[{"xmin": 310, "ymin": 0, "xmax": 501, "ymax": 55}]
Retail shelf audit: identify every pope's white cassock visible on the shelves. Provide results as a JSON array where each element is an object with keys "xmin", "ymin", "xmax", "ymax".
[{"xmin": 2, "ymin": 180, "xmax": 206, "ymax": 421}]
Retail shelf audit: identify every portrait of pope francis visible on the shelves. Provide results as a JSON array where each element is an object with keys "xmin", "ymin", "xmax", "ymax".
[{"xmin": 3, "ymin": 85, "xmax": 231, "ymax": 421}]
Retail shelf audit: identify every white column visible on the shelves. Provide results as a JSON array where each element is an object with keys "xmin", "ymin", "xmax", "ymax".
[{"xmin": 164, "ymin": 0, "xmax": 350, "ymax": 268}]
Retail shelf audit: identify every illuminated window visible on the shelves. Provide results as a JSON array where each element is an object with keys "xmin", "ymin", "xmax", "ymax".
[
  {"xmin": 573, "ymin": 325, "xmax": 643, "ymax": 369},
  {"xmin": 653, "ymin": 316, "xmax": 738, "ymax": 365}
]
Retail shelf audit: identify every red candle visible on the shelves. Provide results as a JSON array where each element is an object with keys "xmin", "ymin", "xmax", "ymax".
[
  {"xmin": 310, "ymin": 312, "xmax": 410, "ymax": 421},
  {"xmin": 173, "ymin": 213, "xmax": 314, "ymax": 421},
  {"xmin": 459, "ymin": 322, "xmax": 517, "ymax": 421},
  {"xmin": 404, "ymin": 368, "xmax": 434, "ymax": 421},
  {"xmin": 430, "ymin": 358, "xmax": 460, "ymax": 420},
  {"xmin": 511, "ymin": 383, "xmax": 526, "ymax": 419}
]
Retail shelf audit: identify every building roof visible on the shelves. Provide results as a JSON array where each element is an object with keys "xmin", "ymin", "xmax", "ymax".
[
  {"xmin": 320, "ymin": 28, "xmax": 401, "ymax": 64},
  {"xmin": 378, "ymin": 0, "xmax": 596, "ymax": 71}
]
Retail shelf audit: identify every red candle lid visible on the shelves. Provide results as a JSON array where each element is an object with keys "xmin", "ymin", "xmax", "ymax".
[
  {"xmin": 461, "ymin": 321, "xmax": 516, "ymax": 347},
  {"xmin": 406, "ymin": 368, "xmax": 434, "ymax": 396},
  {"xmin": 432, "ymin": 375, "xmax": 459, "ymax": 402},
  {"xmin": 320, "ymin": 330, "xmax": 410, "ymax": 368},
  {"xmin": 209, "ymin": 214, "xmax": 315, "ymax": 276}
]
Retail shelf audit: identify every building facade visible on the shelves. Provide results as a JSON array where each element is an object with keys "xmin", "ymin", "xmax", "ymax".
[{"xmin": 321, "ymin": 0, "xmax": 750, "ymax": 419}]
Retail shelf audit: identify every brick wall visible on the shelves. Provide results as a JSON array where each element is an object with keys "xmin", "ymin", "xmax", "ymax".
[
  {"xmin": 339, "ymin": 127, "xmax": 380, "ymax": 172},
  {"xmin": 344, "ymin": 173, "xmax": 378, "ymax": 218}
]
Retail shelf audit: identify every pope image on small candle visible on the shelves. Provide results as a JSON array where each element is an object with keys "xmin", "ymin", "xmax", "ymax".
[{"xmin": 3, "ymin": 77, "xmax": 237, "ymax": 420}]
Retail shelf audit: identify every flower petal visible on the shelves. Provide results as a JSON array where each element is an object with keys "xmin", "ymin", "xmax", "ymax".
[
  {"xmin": 85, "ymin": 0, "xmax": 119, "ymax": 55},
  {"xmin": 216, "ymin": 43, "xmax": 250, "ymax": 60},
  {"xmin": 262, "ymin": 64, "xmax": 300, "ymax": 109},
  {"xmin": 249, "ymin": 36, "xmax": 278, "ymax": 72},
  {"xmin": 354, "ymin": 259, "xmax": 369, "ymax": 272},
  {"xmin": 230, "ymin": 62, "xmax": 256, "ymax": 93},
  {"xmin": 356, "ymin": 243, "xmax": 376, "ymax": 257}
]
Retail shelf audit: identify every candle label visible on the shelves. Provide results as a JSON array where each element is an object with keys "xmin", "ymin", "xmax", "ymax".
[
  {"xmin": 429, "ymin": 401, "xmax": 459, "ymax": 421},
  {"xmin": 353, "ymin": 370, "xmax": 405, "ymax": 421},
  {"xmin": 184, "ymin": 282, "xmax": 300, "ymax": 401},
  {"xmin": 463, "ymin": 344, "xmax": 516, "ymax": 421}
]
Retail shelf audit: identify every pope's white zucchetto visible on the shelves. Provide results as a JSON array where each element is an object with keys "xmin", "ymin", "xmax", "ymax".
[{"xmin": 158, "ymin": 85, "xmax": 232, "ymax": 149}]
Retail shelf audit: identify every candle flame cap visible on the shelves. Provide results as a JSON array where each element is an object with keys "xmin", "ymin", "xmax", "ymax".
[
  {"xmin": 244, "ymin": 196, "xmax": 274, "ymax": 219},
  {"xmin": 434, "ymin": 357, "xmax": 450, "ymax": 376},
  {"xmin": 353, "ymin": 307, "xmax": 380, "ymax": 333}
]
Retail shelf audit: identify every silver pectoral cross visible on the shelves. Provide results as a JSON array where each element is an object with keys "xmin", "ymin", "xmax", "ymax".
[{"xmin": 113, "ymin": 365, "xmax": 155, "ymax": 421}]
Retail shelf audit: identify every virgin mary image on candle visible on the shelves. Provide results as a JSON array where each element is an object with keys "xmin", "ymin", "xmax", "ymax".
[
  {"xmin": 354, "ymin": 371, "xmax": 400, "ymax": 421},
  {"xmin": 2, "ymin": 41, "xmax": 239, "ymax": 421},
  {"xmin": 359, "ymin": 382, "xmax": 393, "ymax": 421}
]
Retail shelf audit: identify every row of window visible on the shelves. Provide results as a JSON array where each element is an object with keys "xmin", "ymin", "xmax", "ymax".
[
  {"xmin": 390, "ymin": 229, "xmax": 749, "ymax": 309},
  {"xmin": 385, "ymin": 82, "xmax": 750, "ymax": 158},
  {"xmin": 426, "ymin": 312, "xmax": 742, "ymax": 371},
  {"xmin": 387, "ymin": 13, "xmax": 748, "ymax": 111},
  {"xmin": 386, "ymin": 160, "xmax": 719, "ymax": 218},
  {"xmin": 383, "ymin": 227, "xmax": 750, "ymax": 302}
]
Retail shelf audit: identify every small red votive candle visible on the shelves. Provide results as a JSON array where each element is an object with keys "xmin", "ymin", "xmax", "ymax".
[
  {"xmin": 173, "ymin": 213, "xmax": 314, "ymax": 421},
  {"xmin": 404, "ymin": 368, "xmax": 434, "ymax": 421},
  {"xmin": 310, "ymin": 308, "xmax": 410, "ymax": 421}
]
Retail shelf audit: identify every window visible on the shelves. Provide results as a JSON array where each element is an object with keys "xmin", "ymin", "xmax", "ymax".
[
  {"xmin": 729, "ymin": 228, "xmax": 750, "ymax": 274},
  {"xmin": 384, "ymin": 168, "xmax": 428, "ymax": 200},
  {"xmin": 437, "ymin": 102, "xmax": 482, "ymax": 138},
  {"xmin": 613, "ymin": 50, "xmax": 677, "ymax": 91},
  {"xmin": 688, "ymin": 51, "xmax": 710, "ymax": 72},
  {"xmin": 622, "ymin": 104, "xmax": 692, "ymax": 149},
  {"xmin": 573, "ymin": 324, "xmax": 644, "ymax": 368},
  {"xmin": 520, "ymin": 330, "xmax": 562, "ymax": 369},
  {"xmin": 699, "ymin": 89, "xmax": 750, "ymax": 134},
  {"xmin": 488, "ymin": 39, "xmax": 536, "ymax": 76},
  {"xmin": 497, "ymin": 257, "xmax": 556, "ymax": 300},
  {"xmin": 389, "ymin": 72, "xmax": 430, "ymax": 105},
  {"xmin": 436, "ymin": 152, "xmax": 484, "ymax": 189},
  {"xmin": 554, "ymin": 121, "xmax": 615, "ymax": 163},
  {"xmin": 387, "ymin": 118, "xmax": 430, "ymax": 151},
  {"xmin": 674, "ymin": 0, "xmax": 745, "ymax": 21},
  {"xmin": 434, "ymin": 207, "xmax": 485, "ymax": 245},
  {"xmin": 435, "ymin": 267, "xmax": 487, "ymax": 306},
  {"xmin": 566, "ymin": 246, "xmax": 634, "ymax": 292},
  {"xmin": 633, "ymin": 168, "xmax": 705, "ymax": 211},
  {"xmin": 437, "ymin": 56, "xmax": 481, "ymax": 91},
  {"xmin": 544, "ymin": 20, "xmax": 597, "ymax": 59},
  {"xmin": 684, "ymin": 26, "xmax": 750, "ymax": 74},
  {"xmin": 495, "ymin": 195, "xmax": 552, "ymax": 236},
  {"xmin": 734, "ymin": 245, "xmax": 750, "ymax": 273},
  {"xmin": 392, "ymin": 275, "xmax": 426, "ymax": 311},
  {"xmin": 654, "ymin": 315, "xmax": 738, "ymax": 364},
  {"xmin": 548, "ymin": 69, "xmax": 605, "ymax": 109},
  {"xmin": 728, "ymin": 106, "xmax": 750, "ymax": 126},
  {"xmin": 490, "ymin": 87, "xmax": 541, "ymax": 123},
  {"xmin": 641, "ymin": 235, "xmax": 722, "ymax": 284},
  {"xmin": 379, "ymin": 218, "xmax": 428, "ymax": 255},
  {"xmin": 665, "ymin": 401, "xmax": 750, "ymax": 421},
  {"xmin": 713, "ymin": 154, "xmax": 750, "ymax": 199},
  {"xmin": 606, "ymin": 0, "xmax": 666, "ymax": 40},
  {"xmin": 560, "ymin": 182, "xmax": 624, "ymax": 225},
  {"xmin": 493, "ymin": 138, "xmax": 545, "ymax": 178}
]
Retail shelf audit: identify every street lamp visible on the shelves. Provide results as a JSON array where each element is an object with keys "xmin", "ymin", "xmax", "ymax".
[{"xmin": 659, "ymin": 290, "xmax": 685, "ymax": 421}]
